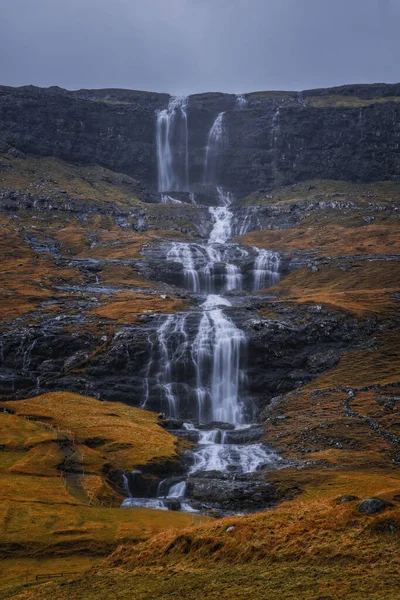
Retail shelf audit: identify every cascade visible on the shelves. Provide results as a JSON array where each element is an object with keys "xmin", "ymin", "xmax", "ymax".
[
  {"xmin": 253, "ymin": 249, "xmax": 281, "ymax": 291},
  {"xmin": 156, "ymin": 96, "xmax": 189, "ymax": 192},
  {"xmin": 193, "ymin": 295, "xmax": 245, "ymax": 424},
  {"xmin": 122, "ymin": 105, "xmax": 283, "ymax": 515},
  {"xmin": 167, "ymin": 243, "xmax": 201, "ymax": 292}
]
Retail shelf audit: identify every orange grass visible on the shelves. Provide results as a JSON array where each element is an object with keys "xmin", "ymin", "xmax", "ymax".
[
  {"xmin": 0, "ymin": 392, "xmax": 181, "ymax": 470},
  {"xmin": 270, "ymin": 261, "xmax": 400, "ymax": 315},
  {"xmin": 90, "ymin": 292, "xmax": 187, "ymax": 323},
  {"xmin": 238, "ymin": 223, "xmax": 400, "ymax": 256}
]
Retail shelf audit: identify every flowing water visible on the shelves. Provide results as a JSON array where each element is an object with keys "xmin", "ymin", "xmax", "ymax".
[
  {"xmin": 204, "ymin": 112, "xmax": 225, "ymax": 183},
  {"xmin": 236, "ymin": 95, "xmax": 248, "ymax": 109},
  {"xmin": 253, "ymin": 249, "xmax": 281, "ymax": 291},
  {"xmin": 122, "ymin": 103, "xmax": 283, "ymax": 513},
  {"xmin": 156, "ymin": 96, "xmax": 189, "ymax": 192}
]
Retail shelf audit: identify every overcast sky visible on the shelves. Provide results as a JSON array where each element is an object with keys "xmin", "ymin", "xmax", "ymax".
[{"xmin": 0, "ymin": 0, "xmax": 399, "ymax": 95}]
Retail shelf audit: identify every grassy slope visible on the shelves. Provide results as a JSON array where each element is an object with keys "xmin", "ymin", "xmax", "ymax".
[
  {"xmin": 0, "ymin": 154, "xmax": 143, "ymax": 208},
  {"xmin": 0, "ymin": 393, "xmax": 204, "ymax": 592},
  {"xmin": 268, "ymin": 261, "xmax": 400, "ymax": 316}
]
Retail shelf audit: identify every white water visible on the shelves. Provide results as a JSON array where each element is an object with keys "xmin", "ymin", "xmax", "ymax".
[
  {"xmin": 236, "ymin": 95, "xmax": 248, "ymax": 109},
  {"xmin": 123, "ymin": 113, "xmax": 282, "ymax": 514},
  {"xmin": 165, "ymin": 191, "xmax": 242, "ymax": 293},
  {"xmin": 208, "ymin": 187, "xmax": 234, "ymax": 244},
  {"xmin": 192, "ymin": 299, "xmax": 245, "ymax": 424},
  {"xmin": 190, "ymin": 439, "xmax": 279, "ymax": 474},
  {"xmin": 272, "ymin": 106, "xmax": 280, "ymax": 147},
  {"xmin": 154, "ymin": 313, "xmax": 189, "ymax": 417},
  {"xmin": 161, "ymin": 194, "xmax": 182, "ymax": 204},
  {"xmin": 204, "ymin": 112, "xmax": 225, "ymax": 183},
  {"xmin": 156, "ymin": 96, "xmax": 189, "ymax": 192},
  {"xmin": 167, "ymin": 243, "xmax": 201, "ymax": 292},
  {"xmin": 253, "ymin": 249, "xmax": 281, "ymax": 291},
  {"xmin": 168, "ymin": 481, "xmax": 186, "ymax": 498}
]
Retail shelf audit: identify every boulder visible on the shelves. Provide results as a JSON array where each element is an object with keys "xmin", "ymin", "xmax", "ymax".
[{"xmin": 357, "ymin": 498, "xmax": 390, "ymax": 514}]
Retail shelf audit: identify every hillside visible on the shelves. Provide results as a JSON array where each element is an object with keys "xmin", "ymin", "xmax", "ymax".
[{"xmin": 0, "ymin": 84, "xmax": 399, "ymax": 598}]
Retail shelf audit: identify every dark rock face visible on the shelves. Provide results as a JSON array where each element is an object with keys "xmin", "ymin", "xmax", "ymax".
[
  {"xmin": 244, "ymin": 303, "xmax": 378, "ymax": 411},
  {"xmin": 1, "ymin": 83, "xmax": 400, "ymax": 196}
]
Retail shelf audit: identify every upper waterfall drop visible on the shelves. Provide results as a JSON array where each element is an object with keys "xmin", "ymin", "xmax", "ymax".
[
  {"xmin": 236, "ymin": 95, "xmax": 248, "ymax": 109},
  {"xmin": 204, "ymin": 112, "xmax": 225, "ymax": 184},
  {"xmin": 156, "ymin": 96, "xmax": 189, "ymax": 192}
]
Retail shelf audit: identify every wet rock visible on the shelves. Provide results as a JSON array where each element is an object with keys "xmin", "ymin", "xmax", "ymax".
[
  {"xmin": 64, "ymin": 351, "xmax": 90, "ymax": 371},
  {"xmin": 159, "ymin": 418, "xmax": 184, "ymax": 430},
  {"xmin": 165, "ymin": 499, "xmax": 181, "ymax": 511},
  {"xmin": 222, "ymin": 426, "xmax": 263, "ymax": 444},
  {"xmin": 186, "ymin": 475, "xmax": 276, "ymax": 510}
]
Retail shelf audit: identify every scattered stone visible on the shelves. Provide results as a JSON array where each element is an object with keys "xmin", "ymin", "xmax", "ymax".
[
  {"xmin": 335, "ymin": 495, "xmax": 359, "ymax": 504},
  {"xmin": 373, "ymin": 519, "xmax": 398, "ymax": 533}
]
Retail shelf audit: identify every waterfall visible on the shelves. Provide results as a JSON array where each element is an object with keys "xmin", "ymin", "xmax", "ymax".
[
  {"xmin": 153, "ymin": 313, "xmax": 190, "ymax": 417},
  {"xmin": 236, "ymin": 95, "xmax": 248, "ymax": 109},
  {"xmin": 126, "ymin": 101, "xmax": 282, "ymax": 514},
  {"xmin": 253, "ymin": 249, "xmax": 281, "ymax": 291},
  {"xmin": 161, "ymin": 194, "xmax": 182, "ymax": 204},
  {"xmin": 168, "ymin": 481, "xmax": 186, "ymax": 498},
  {"xmin": 193, "ymin": 295, "xmax": 245, "ymax": 424},
  {"xmin": 167, "ymin": 243, "xmax": 201, "ymax": 292},
  {"xmin": 272, "ymin": 107, "xmax": 280, "ymax": 147},
  {"xmin": 156, "ymin": 96, "xmax": 189, "ymax": 192},
  {"xmin": 208, "ymin": 187, "xmax": 234, "ymax": 244},
  {"xmin": 189, "ymin": 440, "xmax": 278, "ymax": 474},
  {"xmin": 204, "ymin": 112, "xmax": 225, "ymax": 183},
  {"xmin": 146, "ymin": 295, "xmax": 245, "ymax": 424},
  {"xmin": 226, "ymin": 264, "xmax": 242, "ymax": 291},
  {"xmin": 208, "ymin": 306, "xmax": 245, "ymax": 424}
]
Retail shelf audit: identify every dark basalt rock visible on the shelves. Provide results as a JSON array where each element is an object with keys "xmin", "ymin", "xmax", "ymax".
[
  {"xmin": 186, "ymin": 474, "xmax": 276, "ymax": 510},
  {"xmin": 357, "ymin": 498, "xmax": 391, "ymax": 514}
]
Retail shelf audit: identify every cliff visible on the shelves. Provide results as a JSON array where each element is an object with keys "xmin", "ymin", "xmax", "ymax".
[{"xmin": 1, "ymin": 83, "xmax": 400, "ymax": 195}]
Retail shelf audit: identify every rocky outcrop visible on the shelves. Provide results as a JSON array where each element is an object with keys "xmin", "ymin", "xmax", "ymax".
[
  {"xmin": 1, "ymin": 83, "xmax": 400, "ymax": 196},
  {"xmin": 186, "ymin": 471, "xmax": 276, "ymax": 511}
]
